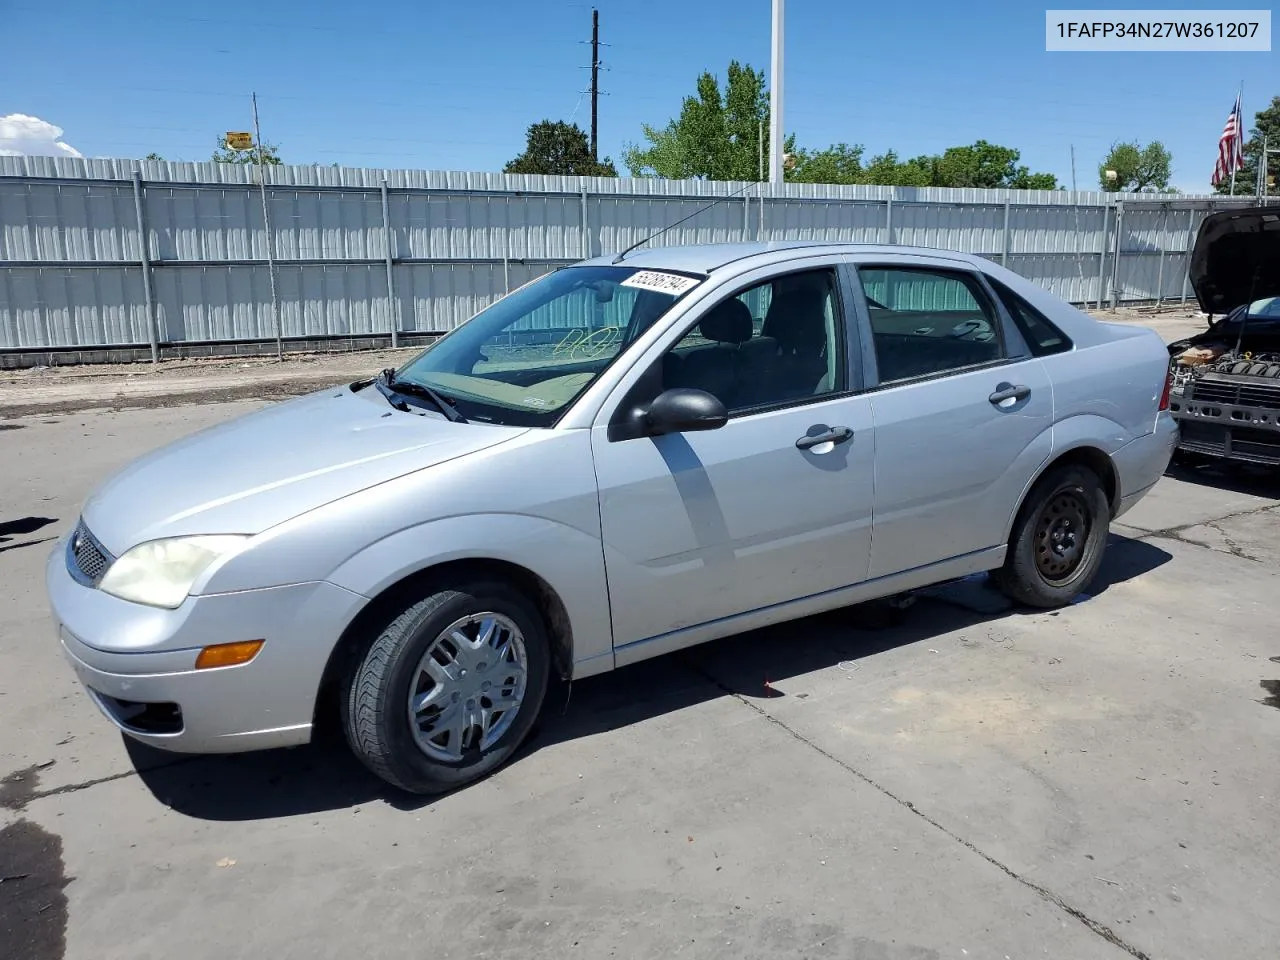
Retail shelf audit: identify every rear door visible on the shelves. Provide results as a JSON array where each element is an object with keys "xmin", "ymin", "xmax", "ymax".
[{"xmin": 849, "ymin": 256, "xmax": 1054, "ymax": 578}]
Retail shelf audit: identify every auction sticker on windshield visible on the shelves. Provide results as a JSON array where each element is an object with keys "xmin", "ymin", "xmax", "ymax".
[{"xmin": 620, "ymin": 271, "xmax": 701, "ymax": 295}]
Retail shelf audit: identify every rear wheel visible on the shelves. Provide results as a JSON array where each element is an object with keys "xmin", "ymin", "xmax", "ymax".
[
  {"xmin": 993, "ymin": 464, "xmax": 1110, "ymax": 608},
  {"xmin": 342, "ymin": 578, "xmax": 550, "ymax": 794}
]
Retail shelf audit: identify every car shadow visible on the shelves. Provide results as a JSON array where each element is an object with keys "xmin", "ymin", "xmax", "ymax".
[
  {"xmin": 0, "ymin": 516, "xmax": 59, "ymax": 555},
  {"xmin": 1165, "ymin": 459, "xmax": 1280, "ymax": 499},
  {"xmin": 0, "ymin": 516, "xmax": 57, "ymax": 542},
  {"xmin": 130, "ymin": 534, "xmax": 1173, "ymax": 821}
]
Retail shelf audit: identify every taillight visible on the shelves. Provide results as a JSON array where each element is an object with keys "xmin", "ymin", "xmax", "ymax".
[{"xmin": 1159, "ymin": 368, "xmax": 1172, "ymax": 411}]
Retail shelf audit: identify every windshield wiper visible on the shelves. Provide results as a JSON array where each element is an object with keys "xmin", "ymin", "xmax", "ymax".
[{"xmin": 376, "ymin": 368, "xmax": 467, "ymax": 423}]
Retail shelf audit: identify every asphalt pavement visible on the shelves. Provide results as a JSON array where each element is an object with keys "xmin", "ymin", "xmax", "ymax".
[{"xmin": 2, "ymin": 397, "xmax": 1278, "ymax": 960}]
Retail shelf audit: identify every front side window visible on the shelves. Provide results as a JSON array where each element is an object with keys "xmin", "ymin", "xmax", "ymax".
[
  {"xmin": 857, "ymin": 266, "xmax": 1005, "ymax": 383},
  {"xmin": 394, "ymin": 265, "xmax": 701, "ymax": 426},
  {"xmin": 659, "ymin": 268, "xmax": 844, "ymax": 412}
]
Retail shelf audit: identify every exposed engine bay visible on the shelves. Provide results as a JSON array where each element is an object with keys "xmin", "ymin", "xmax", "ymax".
[{"xmin": 1165, "ymin": 205, "xmax": 1280, "ymax": 467}]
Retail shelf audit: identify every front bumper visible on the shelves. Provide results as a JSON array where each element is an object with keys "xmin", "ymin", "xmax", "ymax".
[
  {"xmin": 46, "ymin": 536, "xmax": 367, "ymax": 754},
  {"xmin": 1169, "ymin": 376, "xmax": 1280, "ymax": 465}
]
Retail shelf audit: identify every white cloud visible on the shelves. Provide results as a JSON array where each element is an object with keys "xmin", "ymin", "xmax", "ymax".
[{"xmin": 0, "ymin": 113, "xmax": 83, "ymax": 158}]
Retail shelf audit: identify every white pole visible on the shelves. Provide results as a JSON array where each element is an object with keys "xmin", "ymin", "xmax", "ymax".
[{"xmin": 769, "ymin": 0, "xmax": 785, "ymax": 185}]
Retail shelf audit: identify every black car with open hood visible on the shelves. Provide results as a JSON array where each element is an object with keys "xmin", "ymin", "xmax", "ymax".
[{"xmin": 1166, "ymin": 205, "xmax": 1280, "ymax": 467}]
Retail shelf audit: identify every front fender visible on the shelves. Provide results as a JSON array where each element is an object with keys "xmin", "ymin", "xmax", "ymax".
[{"xmin": 327, "ymin": 513, "xmax": 614, "ymax": 678}]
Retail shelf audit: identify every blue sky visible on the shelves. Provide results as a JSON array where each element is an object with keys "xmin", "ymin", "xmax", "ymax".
[{"xmin": 2, "ymin": 0, "xmax": 1275, "ymax": 192}]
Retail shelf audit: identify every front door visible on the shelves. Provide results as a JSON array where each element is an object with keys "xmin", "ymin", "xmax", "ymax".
[
  {"xmin": 852, "ymin": 262, "xmax": 1054, "ymax": 578},
  {"xmin": 590, "ymin": 266, "xmax": 877, "ymax": 652}
]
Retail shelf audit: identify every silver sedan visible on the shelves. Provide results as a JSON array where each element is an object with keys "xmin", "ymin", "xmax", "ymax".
[{"xmin": 46, "ymin": 241, "xmax": 1178, "ymax": 794}]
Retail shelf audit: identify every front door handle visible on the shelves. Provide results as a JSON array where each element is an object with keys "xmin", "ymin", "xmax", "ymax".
[
  {"xmin": 989, "ymin": 383, "xmax": 1031, "ymax": 405},
  {"xmin": 796, "ymin": 425, "xmax": 854, "ymax": 450}
]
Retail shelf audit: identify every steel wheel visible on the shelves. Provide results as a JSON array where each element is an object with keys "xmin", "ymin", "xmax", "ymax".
[
  {"xmin": 1032, "ymin": 490, "xmax": 1090, "ymax": 584},
  {"xmin": 406, "ymin": 613, "xmax": 529, "ymax": 762}
]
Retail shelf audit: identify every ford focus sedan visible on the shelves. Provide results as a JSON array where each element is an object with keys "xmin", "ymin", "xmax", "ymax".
[{"xmin": 46, "ymin": 241, "xmax": 1177, "ymax": 794}]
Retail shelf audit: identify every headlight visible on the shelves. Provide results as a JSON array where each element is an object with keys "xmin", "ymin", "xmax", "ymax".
[{"xmin": 98, "ymin": 535, "xmax": 248, "ymax": 608}]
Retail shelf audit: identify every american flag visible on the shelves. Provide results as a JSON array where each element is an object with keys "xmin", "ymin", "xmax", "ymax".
[{"xmin": 1211, "ymin": 94, "xmax": 1245, "ymax": 188}]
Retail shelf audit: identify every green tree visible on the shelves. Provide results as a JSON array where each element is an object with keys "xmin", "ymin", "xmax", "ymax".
[
  {"xmin": 789, "ymin": 139, "xmax": 1058, "ymax": 188},
  {"xmin": 143, "ymin": 152, "xmax": 165, "ymax": 161},
  {"xmin": 504, "ymin": 120, "xmax": 617, "ymax": 176},
  {"xmin": 934, "ymin": 140, "xmax": 1059, "ymax": 190},
  {"xmin": 788, "ymin": 143, "xmax": 864, "ymax": 184},
  {"xmin": 1097, "ymin": 140, "xmax": 1173, "ymax": 191},
  {"xmin": 1214, "ymin": 95, "xmax": 1280, "ymax": 195},
  {"xmin": 212, "ymin": 135, "xmax": 281, "ymax": 165},
  {"xmin": 859, "ymin": 151, "xmax": 933, "ymax": 186},
  {"xmin": 623, "ymin": 61, "xmax": 769, "ymax": 180}
]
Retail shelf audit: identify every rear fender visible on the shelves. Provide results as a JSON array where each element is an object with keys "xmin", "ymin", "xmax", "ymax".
[{"xmin": 1000, "ymin": 414, "xmax": 1129, "ymax": 543}]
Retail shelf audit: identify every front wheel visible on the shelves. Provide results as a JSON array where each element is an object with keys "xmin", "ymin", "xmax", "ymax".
[
  {"xmin": 342, "ymin": 578, "xmax": 551, "ymax": 794},
  {"xmin": 993, "ymin": 464, "xmax": 1110, "ymax": 608}
]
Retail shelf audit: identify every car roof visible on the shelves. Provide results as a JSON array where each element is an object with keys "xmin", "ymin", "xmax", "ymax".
[{"xmin": 576, "ymin": 241, "xmax": 984, "ymax": 275}]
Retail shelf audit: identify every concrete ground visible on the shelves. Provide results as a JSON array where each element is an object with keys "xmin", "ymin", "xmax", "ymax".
[{"xmin": 2, "ymin": 304, "xmax": 1278, "ymax": 960}]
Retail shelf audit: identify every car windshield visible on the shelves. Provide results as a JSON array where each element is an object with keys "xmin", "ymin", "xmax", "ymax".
[
  {"xmin": 1247, "ymin": 296, "xmax": 1280, "ymax": 319},
  {"xmin": 391, "ymin": 265, "xmax": 702, "ymax": 426}
]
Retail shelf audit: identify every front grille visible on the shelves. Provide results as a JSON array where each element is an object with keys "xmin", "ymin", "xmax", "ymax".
[
  {"xmin": 67, "ymin": 521, "xmax": 113, "ymax": 585},
  {"xmin": 1229, "ymin": 427, "xmax": 1280, "ymax": 464},
  {"xmin": 1179, "ymin": 422, "xmax": 1226, "ymax": 446},
  {"xmin": 1189, "ymin": 377, "xmax": 1280, "ymax": 410}
]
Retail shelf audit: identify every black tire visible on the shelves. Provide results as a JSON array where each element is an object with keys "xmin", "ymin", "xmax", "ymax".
[
  {"xmin": 993, "ymin": 464, "xmax": 1110, "ymax": 609},
  {"xmin": 342, "ymin": 578, "xmax": 551, "ymax": 795}
]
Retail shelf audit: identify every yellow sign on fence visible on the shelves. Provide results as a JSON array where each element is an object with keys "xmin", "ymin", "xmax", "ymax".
[{"xmin": 225, "ymin": 132, "xmax": 254, "ymax": 150}]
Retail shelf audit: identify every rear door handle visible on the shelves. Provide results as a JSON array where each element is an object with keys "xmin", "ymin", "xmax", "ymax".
[
  {"xmin": 989, "ymin": 383, "xmax": 1031, "ymax": 405},
  {"xmin": 796, "ymin": 425, "xmax": 854, "ymax": 450}
]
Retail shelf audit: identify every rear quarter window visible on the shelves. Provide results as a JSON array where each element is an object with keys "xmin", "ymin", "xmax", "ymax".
[{"xmin": 987, "ymin": 278, "xmax": 1073, "ymax": 356}]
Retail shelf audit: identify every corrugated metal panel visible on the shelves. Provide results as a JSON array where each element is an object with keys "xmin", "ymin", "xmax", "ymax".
[
  {"xmin": 894, "ymin": 203, "xmax": 1004, "ymax": 254},
  {"xmin": 4, "ymin": 158, "xmax": 1276, "ymax": 350},
  {"xmin": 150, "ymin": 263, "xmax": 392, "ymax": 342},
  {"xmin": 0, "ymin": 266, "xmax": 149, "ymax": 347},
  {"xmin": 0, "ymin": 182, "xmax": 140, "ymax": 262},
  {"xmin": 1007, "ymin": 253, "xmax": 1104, "ymax": 304}
]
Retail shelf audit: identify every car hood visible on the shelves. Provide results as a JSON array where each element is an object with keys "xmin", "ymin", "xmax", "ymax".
[
  {"xmin": 1189, "ymin": 206, "xmax": 1280, "ymax": 315},
  {"xmin": 81, "ymin": 386, "xmax": 527, "ymax": 553}
]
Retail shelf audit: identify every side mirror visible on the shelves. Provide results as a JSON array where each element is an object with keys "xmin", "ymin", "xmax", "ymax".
[{"xmin": 644, "ymin": 388, "xmax": 728, "ymax": 436}]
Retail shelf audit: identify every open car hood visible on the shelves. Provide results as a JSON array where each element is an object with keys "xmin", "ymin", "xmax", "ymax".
[{"xmin": 1189, "ymin": 206, "xmax": 1280, "ymax": 315}]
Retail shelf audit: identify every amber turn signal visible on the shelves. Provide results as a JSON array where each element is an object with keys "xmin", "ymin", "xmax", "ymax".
[{"xmin": 194, "ymin": 640, "xmax": 264, "ymax": 670}]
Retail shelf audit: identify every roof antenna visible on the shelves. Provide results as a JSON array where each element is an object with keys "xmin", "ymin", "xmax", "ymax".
[{"xmin": 612, "ymin": 182, "xmax": 754, "ymax": 264}]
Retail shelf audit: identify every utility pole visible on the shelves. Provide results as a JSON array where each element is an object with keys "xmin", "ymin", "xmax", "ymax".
[
  {"xmin": 1070, "ymin": 144, "xmax": 1077, "ymax": 192},
  {"xmin": 769, "ymin": 0, "xmax": 785, "ymax": 185},
  {"xmin": 1259, "ymin": 135, "xmax": 1267, "ymax": 198},
  {"xmin": 759, "ymin": 119, "xmax": 765, "ymax": 180},
  {"xmin": 252, "ymin": 92, "xmax": 282, "ymax": 362},
  {"xmin": 590, "ymin": 8, "xmax": 600, "ymax": 162}
]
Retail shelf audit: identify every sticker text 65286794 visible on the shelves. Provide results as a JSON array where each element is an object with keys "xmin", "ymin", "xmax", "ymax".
[{"xmin": 619, "ymin": 271, "xmax": 702, "ymax": 296}]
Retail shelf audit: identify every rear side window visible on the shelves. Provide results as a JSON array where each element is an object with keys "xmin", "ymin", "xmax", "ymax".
[
  {"xmin": 987, "ymin": 278, "xmax": 1073, "ymax": 356},
  {"xmin": 857, "ymin": 266, "xmax": 1005, "ymax": 383}
]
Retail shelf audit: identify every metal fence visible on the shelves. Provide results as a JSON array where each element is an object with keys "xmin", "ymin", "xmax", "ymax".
[{"xmin": 0, "ymin": 155, "xmax": 1266, "ymax": 358}]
